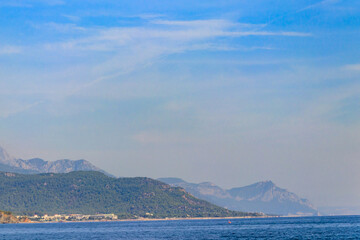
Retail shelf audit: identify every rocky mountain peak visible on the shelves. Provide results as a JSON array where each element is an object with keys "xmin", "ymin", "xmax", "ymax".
[
  {"xmin": 0, "ymin": 145, "xmax": 113, "ymax": 177},
  {"xmin": 27, "ymin": 158, "xmax": 47, "ymax": 165},
  {"xmin": 161, "ymin": 177, "xmax": 319, "ymax": 216},
  {"xmin": 158, "ymin": 178, "xmax": 187, "ymax": 185},
  {"xmin": 255, "ymin": 180, "xmax": 276, "ymax": 188}
]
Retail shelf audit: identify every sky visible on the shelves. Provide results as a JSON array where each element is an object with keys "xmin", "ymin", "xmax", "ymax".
[{"xmin": 0, "ymin": 0, "xmax": 360, "ymax": 207}]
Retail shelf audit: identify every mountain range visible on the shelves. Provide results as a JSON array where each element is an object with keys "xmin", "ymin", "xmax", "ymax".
[
  {"xmin": 158, "ymin": 178, "xmax": 319, "ymax": 216},
  {"xmin": 0, "ymin": 146, "xmax": 111, "ymax": 176},
  {"xmin": 0, "ymin": 171, "xmax": 259, "ymax": 218},
  {"xmin": 0, "ymin": 145, "xmax": 319, "ymax": 216}
]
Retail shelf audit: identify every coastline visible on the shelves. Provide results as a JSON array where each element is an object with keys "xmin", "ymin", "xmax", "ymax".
[{"xmin": 18, "ymin": 215, "xmax": 275, "ymax": 224}]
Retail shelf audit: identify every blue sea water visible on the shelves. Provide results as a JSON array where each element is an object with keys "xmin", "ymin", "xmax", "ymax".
[{"xmin": 1, "ymin": 216, "xmax": 360, "ymax": 239}]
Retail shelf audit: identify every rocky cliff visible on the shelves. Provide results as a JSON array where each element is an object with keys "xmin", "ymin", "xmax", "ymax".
[{"xmin": 0, "ymin": 211, "xmax": 18, "ymax": 224}]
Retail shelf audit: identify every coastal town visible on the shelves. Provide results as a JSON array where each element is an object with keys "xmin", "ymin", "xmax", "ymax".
[{"xmin": 23, "ymin": 213, "xmax": 119, "ymax": 222}]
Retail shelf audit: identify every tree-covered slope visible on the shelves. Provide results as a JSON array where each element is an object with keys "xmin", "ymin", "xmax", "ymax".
[{"xmin": 0, "ymin": 171, "xmax": 257, "ymax": 218}]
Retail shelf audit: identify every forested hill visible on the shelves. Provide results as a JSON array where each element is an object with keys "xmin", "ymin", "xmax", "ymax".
[{"xmin": 0, "ymin": 171, "xmax": 259, "ymax": 219}]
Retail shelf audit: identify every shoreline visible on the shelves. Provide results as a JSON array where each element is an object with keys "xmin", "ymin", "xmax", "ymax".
[
  {"xmin": 11, "ymin": 214, "xmax": 348, "ymax": 224},
  {"xmin": 19, "ymin": 215, "xmax": 275, "ymax": 224},
  {"xmin": 115, "ymin": 215, "xmax": 275, "ymax": 222}
]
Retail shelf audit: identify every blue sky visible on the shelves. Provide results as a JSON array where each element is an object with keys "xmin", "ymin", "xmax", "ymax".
[{"xmin": 1, "ymin": 0, "xmax": 360, "ymax": 207}]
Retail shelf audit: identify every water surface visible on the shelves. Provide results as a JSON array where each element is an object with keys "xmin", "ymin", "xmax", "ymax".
[{"xmin": 1, "ymin": 216, "xmax": 360, "ymax": 239}]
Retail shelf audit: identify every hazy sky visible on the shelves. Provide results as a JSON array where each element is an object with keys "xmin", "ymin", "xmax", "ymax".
[{"xmin": 1, "ymin": 0, "xmax": 360, "ymax": 207}]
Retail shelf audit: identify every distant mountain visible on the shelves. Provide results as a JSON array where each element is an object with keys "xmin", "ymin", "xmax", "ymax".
[
  {"xmin": 158, "ymin": 178, "xmax": 319, "ymax": 216},
  {"xmin": 318, "ymin": 206, "xmax": 360, "ymax": 216},
  {"xmin": 0, "ymin": 171, "xmax": 259, "ymax": 218},
  {"xmin": 0, "ymin": 146, "xmax": 15, "ymax": 166},
  {"xmin": 0, "ymin": 145, "xmax": 112, "ymax": 176}
]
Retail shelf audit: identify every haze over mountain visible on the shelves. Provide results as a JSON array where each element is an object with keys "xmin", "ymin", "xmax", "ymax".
[
  {"xmin": 0, "ymin": 146, "xmax": 111, "ymax": 176},
  {"xmin": 159, "ymin": 178, "xmax": 319, "ymax": 216}
]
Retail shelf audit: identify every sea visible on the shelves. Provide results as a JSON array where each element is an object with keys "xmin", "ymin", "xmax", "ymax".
[{"xmin": 1, "ymin": 216, "xmax": 360, "ymax": 239}]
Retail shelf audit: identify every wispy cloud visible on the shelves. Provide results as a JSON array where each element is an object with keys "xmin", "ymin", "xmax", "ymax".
[
  {"xmin": 44, "ymin": 19, "xmax": 310, "ymax": 52},
  {"xmin": 43, "ymin": 22, "xmax": 86, "ymax": 33},
  {"xmin": 0, "ymin": 101, "xmax": 42, "ymax": 119},
  {"xmin": 251, "ymin": 0, "xmax": 341, "ymax": 32},
  {"xmin": 62, "ymin": 14, "xmax": 81, "ymax": 22},
  {"xmin": 33, "ymin": 0, "xmax": 66, "ymax": 6},
  {"xmin": 222, "ymin": 31, "xmax": 311, "ymax": 37},
  {"xmin": 44, "ymin": 0, "xmax": 65, "ymax": 6},
  {"xmin": 137, "ymin": 14, "xmax": 166, "ymax": 20},
  {"xmin": 37, "ymin": 19, "xmax": 310, "ymax": 97},
  {"xmin": 0, "ymin": 46, "xmax": 22, "ymax": 55},
  {"xmin": 152, "ymin": 19, "xmax": 233, "ymax": 27},
  {"xmin": 343, "ymin": 63, "xmax": 360, "ymax": 71},
  {"xmin": 298, "ymin": 0, "xmax": 341, "ymax": 12},
  {"xmin": 0, "ymin": 1, "xmax": 32, "ymax": 7},
  {"xmin": 0, "ymin": 18, "xmax": 311, "ymax": 117},
  {"xmin": 0, "ymin": 0, "xmax": 65, "ymax": 7}
]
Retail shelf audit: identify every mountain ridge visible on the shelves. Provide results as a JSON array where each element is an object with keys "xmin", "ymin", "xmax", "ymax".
[
  {"xmin": 0, "ymin": 145, "xmax": 112, "ymax": 177},
  {"xmin": 158, "ymin": 178, "xmax": 319, "ymax": 216}
]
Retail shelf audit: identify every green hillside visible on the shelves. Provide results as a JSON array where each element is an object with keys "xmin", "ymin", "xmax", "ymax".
[{"xmin": 0, "ymin": 171, "xmax": 258, "ymax": 219}]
